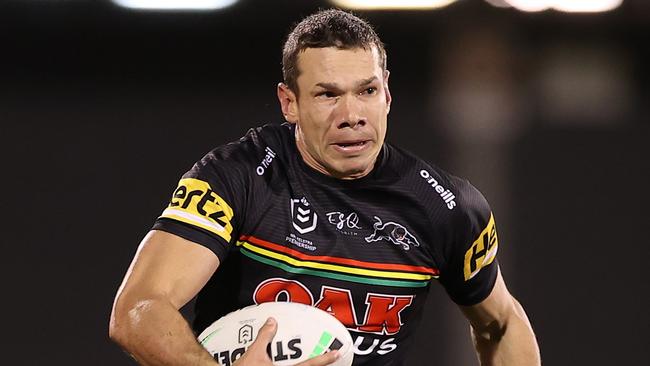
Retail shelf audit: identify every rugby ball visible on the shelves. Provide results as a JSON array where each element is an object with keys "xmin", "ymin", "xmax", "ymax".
[{"xmin": 198, "ymin": 302, "xmax": 354, "ymax": 366}]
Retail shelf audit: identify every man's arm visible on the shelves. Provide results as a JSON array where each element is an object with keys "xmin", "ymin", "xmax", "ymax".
[
  {"xmin": 109, "ymin": 230, "xmax": 220, "ymax": 365},
  {"xmin": 460, "ymin": 268, "xmax": 541, "ymax": 366},
  {"xmin": 109, "ymin": 230, "xmax": 340, "ymax": 366}
]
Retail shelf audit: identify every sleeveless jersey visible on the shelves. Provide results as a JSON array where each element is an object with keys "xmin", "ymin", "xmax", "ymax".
[{"xmin": 152, "ymin": 122, "xmax": 499, "ymax": 366}]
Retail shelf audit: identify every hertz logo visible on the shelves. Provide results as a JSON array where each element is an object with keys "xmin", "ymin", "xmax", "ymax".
[
  {"xmin": 463, "ymin": 213, "xmax": 498, "ymax": 281},
  {"xmin": 159, "ymin": 178, "xmax": 234, "ymax": 242}
]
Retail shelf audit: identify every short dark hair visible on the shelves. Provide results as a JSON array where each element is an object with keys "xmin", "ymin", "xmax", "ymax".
[{"xmin": 282, "ymin": 9, "xmax": 387, "ymax": 95}]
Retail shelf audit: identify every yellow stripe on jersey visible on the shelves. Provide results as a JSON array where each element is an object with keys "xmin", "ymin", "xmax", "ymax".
[
  {"xmin": 463, "ymin": 213, "xmax": 498, "ymax": 281},
  {"xmin": 238, "ymin": 241, "xmax": 434, "ymax": 281},
  {"xmin": 159, "ymin": 178, "xmax": 234, "ymax": 242}
]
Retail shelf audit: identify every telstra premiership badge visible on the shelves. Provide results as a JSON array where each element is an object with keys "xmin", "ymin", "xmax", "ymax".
[{"xmin": 290, "ymin": 197, "xmax": 317, "ymax": 234}]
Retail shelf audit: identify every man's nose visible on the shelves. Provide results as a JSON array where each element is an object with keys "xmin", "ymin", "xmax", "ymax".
[{"xmin": 336, "ymin": 95, "xmax": 366, "ymax": 129}]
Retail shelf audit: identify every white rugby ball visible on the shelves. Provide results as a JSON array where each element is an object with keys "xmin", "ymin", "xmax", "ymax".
[{"xmin": 198, "ymin": 302, "xmax": 354, "ymax": 366}]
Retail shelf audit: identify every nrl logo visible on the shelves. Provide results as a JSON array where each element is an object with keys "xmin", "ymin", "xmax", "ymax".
[
  {"xmin": 238, "ymin": 324, "xmax": 254, "ymax": 344},
  {"xmin": 365, "ymin": 216, "xmax": 420, "ymax": 251},
  {"xmin": 290, "ymin": 197, "xmax": 317, "ymax": 234}
]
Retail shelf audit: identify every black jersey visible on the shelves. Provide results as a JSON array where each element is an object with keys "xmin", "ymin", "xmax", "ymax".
[{"xmin": 152, "ymin": 122, "xmax": 499, "ymax": 366}]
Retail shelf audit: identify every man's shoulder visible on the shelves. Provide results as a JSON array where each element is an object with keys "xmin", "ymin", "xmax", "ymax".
[
  {"xmin": 208, "ymin": 122, "xmax": 290, "ymax": 158},
  {"xmin": 384, "ymin": 143, "xmax": 487, "ymax": 215},
  {"xmin": 180, "ymin": 122, "xmax": 291, "ymax": 183},
  {"xmin": 199, "ymin": 122, "xmax": 290, "ymax": 165}
]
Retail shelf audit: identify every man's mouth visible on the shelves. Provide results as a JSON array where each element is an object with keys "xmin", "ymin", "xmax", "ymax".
[
  {"xmin": 332, "ymin": 140, "xmax": 370, "ymax": 153},
  {"xmin": 335, "ymin": 141, "xmax": 367, "ymax": 148}
]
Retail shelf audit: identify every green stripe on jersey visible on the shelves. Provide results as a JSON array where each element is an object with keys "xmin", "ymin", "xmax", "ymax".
[{"xmin": 240, "ymin": 247, "xmax": 429, "ymax": 288}]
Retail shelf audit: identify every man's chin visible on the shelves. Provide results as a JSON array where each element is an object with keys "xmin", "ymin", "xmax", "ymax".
[{"xmin": 329, "ymin": 162, "xmax": 373, "ymax": 180}]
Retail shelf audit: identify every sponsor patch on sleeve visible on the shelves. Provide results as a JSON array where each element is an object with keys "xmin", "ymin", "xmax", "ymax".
[
  {"xmin": 159, "ymin": 178, "xmax": 234, "ymax": 242},
  {"xmin": 463, "ymin": 213, "xmax": 498, "ymax": 281}
]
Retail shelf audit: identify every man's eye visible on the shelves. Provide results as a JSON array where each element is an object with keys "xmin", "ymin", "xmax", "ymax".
[
  {"xmin": 363, "ymin": 87, "xmax": 377, "ymax": 95},
  {"xmin": 317, "ymin": 91, "xmax": 336, "ymax": 98}
]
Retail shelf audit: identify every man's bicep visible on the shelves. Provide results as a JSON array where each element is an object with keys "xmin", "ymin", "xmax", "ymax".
[
  {"xmin": 116, "ymin": 230, "xmax": 220, "ymax": 309},
  {"xmin": 459, "ymin": 268, "xmax": 513, "ymax": 330}
]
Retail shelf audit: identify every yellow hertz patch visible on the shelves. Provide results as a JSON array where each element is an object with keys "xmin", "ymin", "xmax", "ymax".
[
  {"xmin": 159, "ymin": 178, "xmax": 234, "ymax": 242},
  {"xmin": 463, "ymin": 213, "xmax": 498, "ymax": 281}
]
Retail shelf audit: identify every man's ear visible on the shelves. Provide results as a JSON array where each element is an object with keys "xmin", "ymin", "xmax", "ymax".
[
  {"xmin": 383, "ymin": 70, "xmax": 392, "ymax": 115},
  {"xmin": 277, "ymin": 83, "xmax": 299, "ymax": 123}
]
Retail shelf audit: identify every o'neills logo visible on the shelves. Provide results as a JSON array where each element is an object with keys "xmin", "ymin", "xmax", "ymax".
[
  {"xmin": 419, "ymin": 169, "xmax": 456, "ymax": 210},
  {"xmin": 256, "ymin": 147, "xmax": 277, "ymax": 176}
]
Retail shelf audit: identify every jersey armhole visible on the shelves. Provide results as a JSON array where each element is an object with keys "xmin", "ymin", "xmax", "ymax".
[{"xmin": 152, "ymin": 218, "xmax": 231, "ymax": 262}]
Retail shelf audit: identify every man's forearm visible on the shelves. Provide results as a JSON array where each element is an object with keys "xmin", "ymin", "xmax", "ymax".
[
  {"xmin": 110, "ymin": 297, "xmax": 217, "ymax": 366},
  {"xmin": 471, "ymin": 298, "xmax": 541, "ymax": 366}
]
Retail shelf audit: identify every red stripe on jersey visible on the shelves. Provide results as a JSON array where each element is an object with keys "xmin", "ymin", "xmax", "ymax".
[{"xmin": 240, "ymin": 235, "xmax": 439, "ymax": 276}]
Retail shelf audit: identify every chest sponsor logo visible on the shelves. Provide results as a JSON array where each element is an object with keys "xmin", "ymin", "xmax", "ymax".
[
  {"xmin": 290, "ymin": 197, "xmax": 317, "ymax": 234},
  {"xmin": 253, "ymin": 278, "xmax": 413, "ymax": 356},
  {"xmin": 326, "ymin": 211, "xmax": 362, "ymax": 236},
  {"xmin": 365, "ymin": 216, "xmax": 420, "ymax": 251},
  {"xmin": 256, "ymin": 147, "xmax": 277, "ymax": 176},
  {"xmin": 419, "ymin": 169, "xmax": 456, "ymax": 210}
]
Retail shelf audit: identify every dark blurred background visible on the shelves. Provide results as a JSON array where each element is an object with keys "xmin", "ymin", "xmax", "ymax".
[{"xmin": 1, "ymin": 0, "xmax": 648, "ymax": 364}]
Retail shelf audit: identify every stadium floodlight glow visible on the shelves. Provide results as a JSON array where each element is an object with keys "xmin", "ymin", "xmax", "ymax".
[
  {"xmin": 330, "ymin": 0, "xmax": 459, "ymax": 10},
  {"xmin": 502, "ymin": 0, "xmax": 623, "ymax": 13},
  {"xmin": 483, "ymin": 0, "xmax": 511, "ymax": 8},
  {"xmin": 552, "ymin": 0, "xmax": 623, "ymax": 13},
  {"xmin": 503, "ymin": 0, "xmax": 550, "ymax": 12},
  {"xmin": 112, "ymin": 0, "xmax": 238, "ymax": 10}
]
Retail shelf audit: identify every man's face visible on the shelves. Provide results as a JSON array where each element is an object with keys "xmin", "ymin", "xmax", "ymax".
[{"xmin": 278, "ymin": 46, "xmax": 391, "ymax": 180}]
